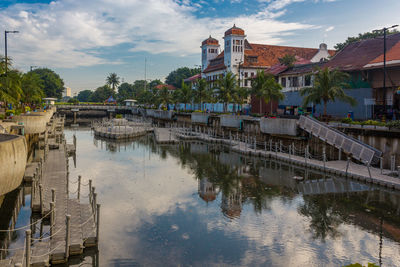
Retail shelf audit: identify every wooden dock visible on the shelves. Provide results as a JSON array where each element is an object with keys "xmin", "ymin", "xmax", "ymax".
[
  {"xmin": 174, "ymin": 128, "xmax": 400, "ymax": 191},
  {"xmin": 1, "ymin": 116, "xmax": 99, "ymax": 267}
]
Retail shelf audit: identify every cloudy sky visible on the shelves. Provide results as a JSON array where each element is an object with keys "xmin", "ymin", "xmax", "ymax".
[{"xmin": 1, "ymin": 0, "xmax": 399, "ymax": 93}]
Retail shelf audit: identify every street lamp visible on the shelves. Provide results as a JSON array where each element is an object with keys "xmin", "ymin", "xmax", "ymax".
[
  {"xmin": 4, "ymin": 30, "xmax": 19, "ymax": 74},
  {"xmin": 373, "ymin": 25, "xmax": 398, "ymax": 113}
]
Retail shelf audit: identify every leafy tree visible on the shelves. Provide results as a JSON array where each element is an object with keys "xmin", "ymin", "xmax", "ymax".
[
  {"xmin": 89, "ymin": 85, "xmax": 115, "ymax": 102},
  {"xmin": 149, "ymin": 79, "xmax": 162, "ymax": 89},
  {"xmin": 31, "ymin": 68, "xmax": 64, "ymax": 99},
  {"xmin": 234, "ymin": 86, "xmax": 249, "ymax": 112},
  {"xmin": 178, "ymin": 81, "xmax": 193, "ymax": 111},
  {"xmin": 300, "ymin": 67, "xmax": 355, "ymax": 116},
  {"xmin": 21, "ymin": 72, "xmax": 44, "ymax": 104},
  {"xmin": 159, "ymin": 86, "xmax": 171, "ymax": 107},
  {"xmin": 251, "ymin": 70, "xmax": 284, "ymax": 114},
  {"xmin": 0, "ymin": 69, "xmax": 23, "ymax": 105},
  {"xmin": 194, "ymin": 78, "xmax": 210, "ymax": 111},
  {"xmin": 165, "ymin": 67, "xmax": 200, "ymax": 88},
  {"xmin": 335, "ymin": 29, "xmax": 399, "ymax": 51},
  {"xmin": 106, "ymin": 73, "xmax": 120, "ymax": 91},
  {"xmin": 68, "ymin": 97, "xmax": 79, "ymax": 104},
  {"xmin": 77, "ymin": 89, "xmax": 93, "ymax": 102},
  {"xmin": 214, "ymin": 72, "xmax": 237, "ymax": 113},
  {"xmin": 278, "ymin": 54, "xmax": 296, "ymax": 67},
  {"xmin": 117, "ymin": 82, "xmax": 135, "ymax": 101}
]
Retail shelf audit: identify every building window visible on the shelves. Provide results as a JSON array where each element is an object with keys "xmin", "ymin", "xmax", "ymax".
[
  {"xmin": 245, "ymin": 80, "xmax": 248, "ymax": 86},
  {"xmin": 304, "ymin": 75, "xmax": 311, "ymax": 86},
  {"xmin": 244, "ymin": 72, "xmax": 248, "ymax": 78},
  {"xmin": 251, "ymin": 72, "xmax": 254, "ymax": 77},
  {"xmin": 281, "ymin": 77, "xmax": 286, "ymax": 87}
]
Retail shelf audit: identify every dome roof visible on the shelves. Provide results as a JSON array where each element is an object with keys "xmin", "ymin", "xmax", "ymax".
[
  {"xmin": 202, "ymin": 35, "xmax": 219, "ymax": 46},
  {"xmin": 224, "ymin": 24, "xmax": 245, "ymax": 37}
]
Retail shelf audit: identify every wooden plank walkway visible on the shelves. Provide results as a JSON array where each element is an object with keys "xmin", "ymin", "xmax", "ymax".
[
  {"xmin": 175, "ymin": 130, "xmax": 400, "ymax": 191},
  {"xmin": 1, "ymin": 116, "xmax": 99, "ymax": 267}
]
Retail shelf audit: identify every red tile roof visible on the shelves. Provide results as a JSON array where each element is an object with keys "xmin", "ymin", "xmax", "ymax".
[
  {"xmin": 242, "ymin": 42, "xmax": 334, "ymax": 68},
  {"xmin": 364, "ymin": 39, "xmax": 400, "ymax": 69},
  {"xmin": 184, "ymin": 73, "xmax": 201, "ymax": 82},
  {"xmin": 225, "ymin": 25, "xmax": 245, "ymax": 37},
  {"xmin": 203, "ymin": 51, "xmax": 226, "ymax": 73},
  {"xmin": 325, "ymin": 33, "xmax": 400, "ymax": 71},
  {"xmin": 202, "ymin": 36, "xmax": 219, "ymax": 46},
  {"xmin": 155, "ymin": 84, "xmax": 176, "ymax": 90}
]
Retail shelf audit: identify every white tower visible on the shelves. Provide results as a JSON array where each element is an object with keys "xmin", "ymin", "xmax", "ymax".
[
  {"xmin": 223, "ymin": 24, "xmax": 246, "ymax": 75},
  {"xmin": 201, "ymin": 36, "xmax": 220, "ymax": 72}
]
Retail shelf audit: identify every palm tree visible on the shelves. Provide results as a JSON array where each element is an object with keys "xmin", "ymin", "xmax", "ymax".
[
  {"xmin": 251, "ymin": 70, "xmax": 284, "ymax": 114},
  {"xmin": 106, "ymin": 73, "xmax": 120, "ymax": 91},
  {"xmin": 0, "ymin": 69, "xmax": 23, "ymax": 106},
  {"xmin": 215, "ymin": 72, "xmax": 237, "ymax": 113},
  {"xmin": 179, "ymin": 81, "xmax": 193, "ymax": 111},
  {"xmin": 194, "ymin": 78, "xmax": 209, "ymax": 111},
  {"xmin": 300, "ymin": 67, "xmax": 355, "ymax": 117},
  {"xmin": 159, "ymin": 86, "xmax": 171, "ymax": 108},
  {"xmin": 234, "ymin": 86, "xmax": 249, "ymax": 112}
]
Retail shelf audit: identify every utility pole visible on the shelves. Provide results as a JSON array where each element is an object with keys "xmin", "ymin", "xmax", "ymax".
[
  {"xmin": 144, "ymin": 57, "xmax": 147, "ymax": 91},
  {"xmin": 374, "ymin": 25, "xmax": 398, "ymax": 114},
  {"xmin": 4, "ymin": 30, "xmax": 19, "ymax": 74}
]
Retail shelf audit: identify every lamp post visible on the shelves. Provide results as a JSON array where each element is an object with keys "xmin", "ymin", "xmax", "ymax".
[
  {"xmin": 4, "ymin": 30, "xmax": 19, "ymax": 74},
  {"xmin": 374, "ymin": 25, "xmax": 398, "ymax": 113}
]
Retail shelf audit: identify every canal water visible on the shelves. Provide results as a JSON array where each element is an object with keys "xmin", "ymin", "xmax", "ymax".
[
  {"xmin": 1, "ymin": 126, "xmax": 400, "ymax": 266},
  {"xmin": 63, "ymin": 128, "xmax": 400, "ymax": 266}
]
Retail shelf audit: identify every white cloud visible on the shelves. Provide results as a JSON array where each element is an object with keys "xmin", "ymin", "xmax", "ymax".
[
  {"xmin": 0, "ymin": 0, "xmax": 316, "ymax": 69},
  {"xmin": 326, "ymin": 26, "xmax": 335, "ymax": 32}
]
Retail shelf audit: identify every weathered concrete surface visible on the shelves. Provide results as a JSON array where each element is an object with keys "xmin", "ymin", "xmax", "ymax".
[
  {"xmin": 220, "ymin": 115, "xmax": 246, "ymax": 128},
  {"xmin": 191, "ymin": 113, "xmax": 210, "ymax": 124},
  {"xmin": 12, "ymin": 107, "xmax": 56, "ymax": 134},
  {"xmin": 0, "ymin": 134, "xmax": 27, "ymax": 196},
  {"xmin": 260, "ymin": 117, "xmax": 298, "ymax": 136}
]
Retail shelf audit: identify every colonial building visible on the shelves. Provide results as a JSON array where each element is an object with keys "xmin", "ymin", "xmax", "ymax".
[{"xmin": 201, "ymin": 25, "xmax": 334, "ymax": 92}]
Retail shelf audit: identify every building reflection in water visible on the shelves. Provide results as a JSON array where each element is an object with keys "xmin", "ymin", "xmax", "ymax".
[{"xmin": 198, "ymin": 178, "xmax": 218, "ymax": 203}]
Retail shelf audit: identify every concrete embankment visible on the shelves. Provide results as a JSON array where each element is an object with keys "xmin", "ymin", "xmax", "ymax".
[{"xmin": 0, "ymin": 134, "xmax": 27, "ymax": 196}]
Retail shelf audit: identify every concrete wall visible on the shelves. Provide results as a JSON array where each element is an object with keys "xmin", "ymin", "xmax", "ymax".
[
  {"xmin": 220, "ymin": 115, "xmax": 244, "ymax": 128},
  {"xmin": 191, "ymin": 113, "xmax": 210, "ymax": 124},
  {"xmin": 12, "ymin": 107, "xmax": 56, "ymax": 134},
  {"xmin": 260, "ymin": 118, "xmax": 298, "ymax": 136},
  {"xmin": 0, "ymin": 134, "xmax": 27, "ymax": 196},
  {"xmin": 282, "ymin": 88, "xmax": 373, "ymax": 120}
]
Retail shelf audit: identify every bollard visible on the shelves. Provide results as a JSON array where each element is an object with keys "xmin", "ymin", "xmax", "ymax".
[
  {"xmin": 78, "ymin": 175, "xmax": 82, "ymax": 200},
  {"xmin": 391, "ymin": 155, "xmax": 395, "ymax": 172},
  {"xmin": 96, "ymin": 204, "xmax": 101, "ymax": 243},
  {"xmin": 39, "ymin": 184, "xmax": 43, "ymax": 212},
  {"xmin": 65, "ymin": 215, "xmax": 71, "ymax": 258},
  {"xmin": 338, "ymin": 148, "xmax": 342, "ymax": 161},
  {"xmin": 50, "ymin": 202, "xmax": 55, "ymax": 236},
  {"xmin": 380, "ymin": 157, "xmax": 383, "ymax": 174},
  {"xmin": 93, "ymin": 193, "xmax": 97, "ymax": 219},
  {"xmin": 51, "ymin": 188, "xmax": 56, "ymax": 203},
  {"xmin": 264, "ymin": 141, "xmax": 267, "ymax": 151},
  {"xmin": 89, "ymin": 179, "xmax": 92, "ymax": 202},
  {"xmin": 25, "ymin": 230, "xmax": 31, "ymax": 267},
  {"xmin": 346, "ymin": 157, "xmax": 350, "ymax": 176}
]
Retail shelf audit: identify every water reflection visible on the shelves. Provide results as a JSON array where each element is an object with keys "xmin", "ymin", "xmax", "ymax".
[{"xmin": 64, "ymin": 129, "xmax": 400, "ymax": 266}]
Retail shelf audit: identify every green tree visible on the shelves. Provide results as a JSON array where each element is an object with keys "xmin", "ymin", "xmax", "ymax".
[
  {"xmin": 300, "ymin": 67, "xmax": 355, "ymax": 116},
  {"xmin": 77, "ymin": 89, "xmax": 93, "ymax": 102},
  {"xmin": 178, "ymin": 81, "xmax": 193, "ymax": 111},
  {"xmin": 235, "ymin": 86, "xmax": 249, "ymax": 112},
  {"xmin": 31, "ymin": 68, "xmax": 64, "ymax": 99},
  {"xmin": 194, "ymin": 78, "xmax": 210, "ymax": 111},
  {"xmin": 335, "ymin": 29, "xmax": 399, "ymax": 51},
  {"xmin": 165, "ymin": 67, "xmax": 200, "ymax": 88},
  {"xmin": 159, "ymin": 86, "xmax": 171, "ymax": 107},
  {"xmin": 21, "ymin": 72, "xmax": 44, "ymax": 104},
  {"xmin": 149, "ymin": 79, "xmax": 162, "ymax": 89},
  {"xmin": 0, "ymin": 69, "xmax": 23, "ymax": 105},
  {"xmin": 215, "ymin": 72, "xmax": 237, "ymax": 113},
  {"xmin": 106, "ymin": 73, "xmax": 120, "ymax": 91},
  {"xmin": 251, "ymin": 70, "xmax": 284, "ymax": 114},
  {"xmin": 278, "ymin": 54, "xmax": 296, "ymax": 67},
  {"xmin": 89, "ymin": 85, "xmax": 115, "ymax": 102},
  {"xmin": 117, "ymin": 82, "xmax": 135, "ymax": 101}
]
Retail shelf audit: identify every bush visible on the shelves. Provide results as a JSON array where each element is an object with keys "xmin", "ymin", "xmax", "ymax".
[
  {"xmin": 341, "ymin": 117, "xmax": 352, "ymax": 124},
  {"xmin": 0, "ymin": 114, "xmax": 5, "ymax": 120},
  {"xmin": 6, "ymin": 109, "xmax": 15, "ymax": 116},
  {"xmin": 386, "ymin": 120, "xmax": 400, "ymax": 129},
  {"xmin": 115, "ymin": 114, "xmax": 123, "ymax": 119},
  {"xmin": 25, "ymin": 106, "xmax": 31, "ymax": 112},
  {"xmin": 360, "ymin": 120, "xmax": 385, "ymax": 126}
]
